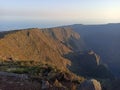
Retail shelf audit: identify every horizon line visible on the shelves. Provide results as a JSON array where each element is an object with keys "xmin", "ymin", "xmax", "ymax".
[{"xmin": 1, "ymin": 22, "xmax": 120, "ymax": 32}]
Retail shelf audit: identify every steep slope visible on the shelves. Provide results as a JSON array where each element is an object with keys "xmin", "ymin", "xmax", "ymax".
[
  {"xmin": 42, "ymin": 27, "xmax": 85, "ymax": 51},
  {"xmin": 68, "ymin": 24, "xmax": 120, "ymax": 77},
  {"xmin": 64, "ymin": 50, "xmax": 113, "ymax": 79},
  {"xmin": 64, "ymin": 51, "xmax": 100, "ymax": 76},
  {"xmin": 0, "ymin": 27, "xmax": 85, "ymax": 70}
]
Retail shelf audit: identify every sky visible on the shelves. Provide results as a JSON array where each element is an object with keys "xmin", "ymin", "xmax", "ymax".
[{"xmin": 0, "ymin": 0, "xmax": 120, "ymax": 30}]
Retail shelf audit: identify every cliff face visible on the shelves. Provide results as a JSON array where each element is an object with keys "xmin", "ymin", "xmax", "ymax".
[
  {"xmin": 64, "ymin": 51, "xmax": 100, "ymax": 76},
  {"xmin": 64, "ymin": 50, "xmax": 113, "ymax": 79},
  {"xmin": 71, "ymin": 24, "xmax": 120, "ymax": 77},
  {"xmin": 42, "ymin": 27, "xmax": 85, "ymax": 51}
]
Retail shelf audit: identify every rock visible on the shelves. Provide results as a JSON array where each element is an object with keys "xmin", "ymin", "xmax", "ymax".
[
  {"xmin": 78, "ymin": 79, "xmax": 102, "ymax": 90},
  {"xmin": 0, "ymin": 71, "xmax": 28, "ymax": 80},
  {"xmin": 56, "ymin": 72, "xmax": 72, "ymax": 81},
  {"xmin": 41, "ymin": 80, "xmax": 51, "ymax": 89},
  {"xmin": 53, "ymin": 79, "xmax": 63, "ymax": 87}
]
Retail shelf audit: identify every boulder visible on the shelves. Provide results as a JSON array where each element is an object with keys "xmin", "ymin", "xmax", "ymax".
[
  {"xmin": 41, "ymin": 80, "xmax": 51, "ymax": 89},
  {"xmin": 53, "ymin": 79, "xmax": 63, "ymax": 87},
  {"xmin": 78, "ymin": 79, "xmax": 102, "ymax": 90}
]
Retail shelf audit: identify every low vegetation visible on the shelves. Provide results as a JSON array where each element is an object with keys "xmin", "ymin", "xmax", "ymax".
[{"xmin": 0, "ymin": 60, "xmax": 85, "ymax": 90}]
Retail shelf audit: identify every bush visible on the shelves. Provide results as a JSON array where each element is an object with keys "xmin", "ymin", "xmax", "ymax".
[{"xmin": 11, "ymin": 68, "xmax": 29, "ymax": 74}]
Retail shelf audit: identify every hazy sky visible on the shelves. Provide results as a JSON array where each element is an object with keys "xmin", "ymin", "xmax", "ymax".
[{"xmin": 0, "ymin": 0, "xmax": 120, "ymax": 28}]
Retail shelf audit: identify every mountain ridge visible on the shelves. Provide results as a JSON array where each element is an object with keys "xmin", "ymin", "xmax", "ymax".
[{"xmin": 0, "ymin": 27, "xmax": 86, "ymax": 71}]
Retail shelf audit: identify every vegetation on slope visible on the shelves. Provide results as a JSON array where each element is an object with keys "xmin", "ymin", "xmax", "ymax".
[{"xmin": 0, "ymin": 60, "xmax": 85, "ymax": 90}]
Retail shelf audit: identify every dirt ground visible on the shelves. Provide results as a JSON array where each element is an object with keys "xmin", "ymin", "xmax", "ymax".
[{"xmin": 0, "ymin": 76, "xmax": 41, "ymax": 90}]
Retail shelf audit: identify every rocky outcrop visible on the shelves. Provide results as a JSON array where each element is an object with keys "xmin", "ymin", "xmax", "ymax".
[
  {"xmin": 64, "ymin": 50, "xmax": 113, "ymax": 79},
  {"xmin": 64, "ymin": 51, "xmax": 100, "ymax": 77},
  {"xmin": 53, "ymin": 79, "xmax": 63, "ymax": 87},
  {"xmin": 41, "ymin": 80, "xmax": 51, "ymax": 89},
  {"xmin": 78, "ymin": 79, "xmax": 102, "ymax": 90},
  {"xmin": 0, "ymin": 71, "xmax": 28, "ymax": 80}
]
